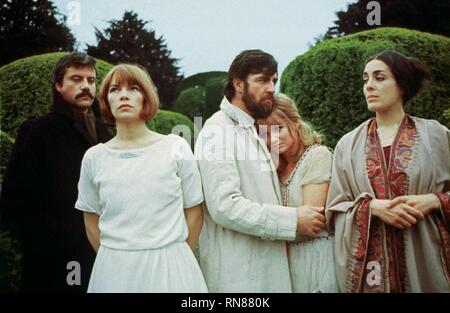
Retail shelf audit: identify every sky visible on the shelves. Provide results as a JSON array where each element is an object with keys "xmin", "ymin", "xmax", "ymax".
[{"xmin": 53, "ymin": 0, "xmax": 357, "ymax": 78}]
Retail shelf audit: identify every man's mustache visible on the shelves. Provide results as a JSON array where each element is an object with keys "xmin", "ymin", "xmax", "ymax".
[{"xmin": 75, "ymin": 91, "xmax": 94, "ymax": 99}]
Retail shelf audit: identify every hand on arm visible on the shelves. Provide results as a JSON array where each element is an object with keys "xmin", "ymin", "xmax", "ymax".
[
  {"xmin": 184, "ymin": 203, "xmax": 204, "ymax": 251},
  {"xmin": 296, "ymin": 182, "xmax": 329, "ymax": 237},
  {"xmin": 296, "ymin": 206, "xmax": 325, "ymax": 237},
  {"xmin": 83, "ymin": 212, "xmax": 100, "ymax": 253},
  {"xmin": 195, "ymin": 125, "xmax": 297, "ymax": 241}
]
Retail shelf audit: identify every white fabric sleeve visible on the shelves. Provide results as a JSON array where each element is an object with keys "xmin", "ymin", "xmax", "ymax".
[
  {"xmin": 194, "ymin": 123, "xmax": 297, "ymax": 241},
  {"xmin": 301, "ymin": 145, "xmax": 333, "ymax": 186},
  {"xmin": 173, "ymin": 137, "xmax": 204, "ymax": 209},
  {"xmin": 75, "ymin": 150, "xmax": 101, "ymax": 214}
]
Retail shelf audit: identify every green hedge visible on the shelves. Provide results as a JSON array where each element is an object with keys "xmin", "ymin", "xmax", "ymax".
[
  {"xmin": 0, "ymin": 52, "xmax": 194, "ymax": 291},
  {"xmin": 173, "ymin": 86, "xmax": 206, "ymax": 121},
  {"xmin": 173, "ymin": 71, "xmax": 227, "ymax": 122},
  {"xmin": 147, "ymin": 110, "xmax": 196, "ymax": 147},
  {"xmin": 281, "ymin": 27, "xmax": 450, "ymax": 148},
  {"xmin": 204, "ymin": 77, "xmax": 226, "ymax": 120},
  {"xmin": 444, "ymin": 107, "xmax": 450, "ymax": 126},
  {"xmin": 0, "ymin": 232, "xmax": 21, "ymax": 292},
  {"xmin": 175, "ymin": 71, "xmax": 227, "ymax": 98}
]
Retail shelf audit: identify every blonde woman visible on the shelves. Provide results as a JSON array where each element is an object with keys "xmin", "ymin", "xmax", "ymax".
[
  {"xmin": 75, "ymin": 64, "xmax": 207, "ymax": 292},
  {"xmin": 257, "ymin": 93, "xmax": 338, "ymax": 292}
]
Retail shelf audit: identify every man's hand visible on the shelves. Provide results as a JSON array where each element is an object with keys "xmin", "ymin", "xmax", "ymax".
[{"xmin": 296, "ymin": 206, "xmax": 325, "ymax": 237}]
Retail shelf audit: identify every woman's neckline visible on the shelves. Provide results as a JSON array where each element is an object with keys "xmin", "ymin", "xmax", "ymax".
[
  {"xmin": 101, "ymin": 134, "xmax": 170, "ymax": 152},
  {"xmin": 280, "ymin": 144, "xmax": 320, "ymax": 186}
]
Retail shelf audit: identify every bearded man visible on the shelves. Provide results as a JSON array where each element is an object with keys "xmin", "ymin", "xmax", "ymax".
[{"xmin": 194, "ymin": 50, "xmax": 317, "ymax": 292}]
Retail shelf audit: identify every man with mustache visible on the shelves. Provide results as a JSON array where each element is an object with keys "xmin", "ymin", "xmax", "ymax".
[
  {"xmin": 194, "ymin": 50, "xmax": 321, "ymax": 292},
  {"xmin": 1, "ymin": 52, "xmax": 112, "ymax": 292}
]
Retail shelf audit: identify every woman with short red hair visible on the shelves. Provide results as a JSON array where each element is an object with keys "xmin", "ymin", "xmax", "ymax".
[{"xmin": 75, "ymin": 64, "xmax": 207, "ymax": 292}]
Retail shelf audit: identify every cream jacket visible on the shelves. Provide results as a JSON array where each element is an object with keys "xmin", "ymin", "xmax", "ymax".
[{"xmin": 194, "ymin": 97, "xmax": 298, "ymax": 292}]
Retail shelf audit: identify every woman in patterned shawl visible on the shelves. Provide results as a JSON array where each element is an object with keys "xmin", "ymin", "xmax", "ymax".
[{"xmin": 326, "ymin": 50, "xmax": 450, "ymax": 292}]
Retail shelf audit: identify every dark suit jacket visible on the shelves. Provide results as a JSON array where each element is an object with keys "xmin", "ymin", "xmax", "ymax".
[{"xmin": 0, "ymin": 93, "xmax": 112, "ymax": 292}]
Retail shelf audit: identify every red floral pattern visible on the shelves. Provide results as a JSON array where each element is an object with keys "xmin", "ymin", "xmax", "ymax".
[
  {"xmin": 349, "ymin": 115, "xmax": 417, "ymax": 292},
  {"xmin": 435, "ymin": 192, "xmax": 450, "ymax": 227},
  {"xmin": 433, "ymin": 215, "xmax": 450, "ymax": 283},
  {"xmin": 433, "ymin": 192, "xmax": 450, "ymax": 282},
  {"xmin": 348, "ymin": 199, "xmax": 372, "ymax": 292}
]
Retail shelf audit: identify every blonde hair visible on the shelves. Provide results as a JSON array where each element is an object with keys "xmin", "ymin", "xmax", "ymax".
[
  {"xmin": 99, "ymin": 64, "xmax": 159, "ymax": 124},
  {"xmin": 258, "ymin": 93, "xmax": 322, "ymax": 156}
]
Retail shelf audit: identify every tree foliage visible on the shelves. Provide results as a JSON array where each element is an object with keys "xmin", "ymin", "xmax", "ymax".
[
  {"xmin": 324, "ymin": 0, "xmax": 450, "ymax": 39},
  {"xmin": 0, "ymin": 0, "xmax": 76, "ymax": 66},
  {"xmin": 86, "ymin": 11, "xmax": 183, "ymax": 108}
]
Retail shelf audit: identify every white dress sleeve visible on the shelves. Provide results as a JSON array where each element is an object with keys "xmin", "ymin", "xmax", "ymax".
[
  {"xmin": 75, "ymin": 149, "xmax": 101, "ymax": 214},
  {"xmin": 173, "ymin": 137, "xmax": 204, "ymax": 209},
  {"xmin": 301, "ymin": 145, "xmax": 333, "ymax": 186}
]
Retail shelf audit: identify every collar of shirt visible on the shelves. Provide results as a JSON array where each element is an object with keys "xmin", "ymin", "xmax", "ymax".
[
  {"xmin": 217, "ymin": 96, "xmax": 283, "ymax": 203},
  {"xmin": 220, "ymin": 97, "xmax": 255, "ymax": 128}
]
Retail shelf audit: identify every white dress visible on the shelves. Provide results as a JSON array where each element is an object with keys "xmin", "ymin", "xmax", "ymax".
[
  {"xmin": 280, "ymin": 144, "xmax": 339, "ymax": 293},
  {"xmin": 75, "ymin": 134, "xmax": 208, "ymax": 293}
]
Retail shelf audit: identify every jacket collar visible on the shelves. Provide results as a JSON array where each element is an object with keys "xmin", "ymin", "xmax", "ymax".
[
  {"xmin": 219, "ymin": 97, "xmax": 282, "ymax": 202},
  {"xmin": 220, "ymin": 97, "xmax": 255, "ymax": 128},
  {"xmin": 52, "ymin": 91, "xmax": 104, "ymax": 145}
]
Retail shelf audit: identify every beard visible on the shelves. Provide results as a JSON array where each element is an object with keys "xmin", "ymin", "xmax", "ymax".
[{"xmin": 242, "ymin": 83, "xmax": 274, "ymax": 119}]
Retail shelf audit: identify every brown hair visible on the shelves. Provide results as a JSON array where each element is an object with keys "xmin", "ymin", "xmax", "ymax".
[
  {"xmin": 99, "ymin": 64, "xmax": 159, "ymax": 124},
  {"xmin": 258, "ymin": 93, "xmax": 322, "ymax": 156},
  {"xmin": 366, "ymin": 50, "xmax": 431, "ymax": 103},
  {"xmin": 53, "ymin": 52, "xmax": 96, "ymax": 86},
  {"xmin": 224, "ymin": 49, "xmax": 277, "ymax": 101}
]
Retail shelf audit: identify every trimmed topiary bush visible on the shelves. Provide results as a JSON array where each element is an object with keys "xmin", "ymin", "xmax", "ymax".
[
  {"xmin": 281, "ymin": 27, "xmax": 450, "ymax": 148},
  {"xmin": 175, "ymin": 71, "xmax": 227, "ymax": 98},
  {"xmin": 174, "ymin": 71, "xmax": 227, "ymax": 122},
  {"xmin": 173, "ymin": 86, "xmax": 206, "ymax": 121},
  {"xmin": 204, "ymin": 77, "xmax": 226, "ymax": 120},
  {"xmin": 444, "ymin": 107, "xmax": 450, "ymax": 127},
  {"xmin": 147, "ymin": 110, "xmax": 196, "ymax": 147}
]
